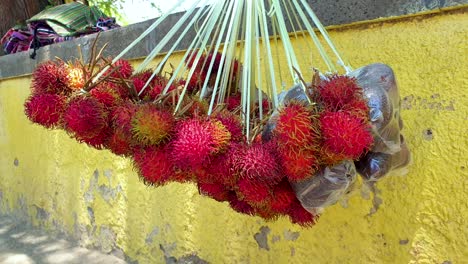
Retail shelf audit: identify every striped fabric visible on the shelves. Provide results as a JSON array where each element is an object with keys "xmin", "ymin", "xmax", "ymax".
[
  {"xmin": 1, "ymin": 2, "xmax": 119, "ymax": 56},
  {"xmin": 27, "ymin": 2, "xmax": 105, "ymax": 37}
]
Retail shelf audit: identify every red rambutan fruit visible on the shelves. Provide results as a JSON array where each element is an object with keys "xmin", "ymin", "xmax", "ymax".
[
  {"xmin": 207, "ymin": 120, "xmax": 231, "ymax": 152},
  {"xmin": 90, "ymin": 83, "xmax": 123, "ymax": 108},
  {"xmin": 148, "ymin": 84, "xmax": 165, "ymax": 100},
  {"xmin": 181, "ymin": 98, "xmax": 208, "ymax": 118},
  {"xmin": 226, "ymin": 93, "xmax": 241, "ymax": 111},
  {"xmin": 198, "ymin": 182, "xmax": 229, "ymax": 202},
  {"xmin": 228, "ymin": 192, "xmax": 256, "ymax": 215},
  {"xmin": 254, "ymin": 205, "xmax": 278, "ymax": 221},
  {"xmin": 203, "ymin": 145, "xmax": 239, "ymax": 187},
  {"xmin": 106, "ymin": 130, "xmax": 133, "ymax": 156},
  {"xmin": 275, "ymin": 102, "xmax": 319, "ymax": 151},
  {"xmin": 231, "ymin": 143, "xmax": 282, "ymax": 184},
  {"xmin": 280, "ymin": 149, "xmax": 319, "ymax": 182},
  {"xmin": 133, "ymin": 146, "xmax": 174, "ymax": 186},
  {"xmin": 77, "ymin": 126, "xmax": 111, "ymax": 149},
  {"xmin": 320, "ymin": 111, "xmax": 373, "ymax": 160},
  {"xmin": 269, "ymin": 180, "xmax": 297, "ymax": 214},
  {"xmin": 132, "ymin": 77, "xmax": 149, "ymax": 99},
  {"xmin": 215, "ymin": 112, "xmax": 244, "ymax": 142},
  {"xmin": 171, "ymin": 119, "xmax": 216, "ymax": 169},
  {"xmin": 111, "ymin": 102, "xmax": 137, "ymax": 135},
  {"xmin": 31, "ymin": 61, "xmax": 71, "ymax": 95},
  {"xmin": 113, "ymin": 83, "xmax": 131, "ymax": 100},
  {"xmin": 237, "ymin": 177, "xmax": 271, "ymax": 205},
  {"xmin": 63, "ymin": 96, "xmax": 108, "ymax": 139},
  {"xmin": 110, "ymin": 59, "xmax": 133, "ymax": 79},
  {"xmin": 131, "ymin": 104, "xmax": 174, "ymax": 147},
  {"xmin": 24, "ymin": 93, "xmax": 66, "ymax": 128},
  {"xmin": 318, "ymin": 75, "xmax": 362, "ymax": 110},
  {"xmin": 341, "ymin": 98, "xmax": 370, "ymax": 122},
  {"xmin": 288, "ymin": 201, "xmax": 317, "ymax": 227}
]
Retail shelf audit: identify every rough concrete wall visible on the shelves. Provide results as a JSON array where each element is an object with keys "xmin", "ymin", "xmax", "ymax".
[{"xmin": 0, "ymin": 8, "xmax": 467, "ymax": 263}]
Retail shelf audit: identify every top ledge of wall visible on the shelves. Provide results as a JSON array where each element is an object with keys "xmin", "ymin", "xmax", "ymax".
[{"xmin": 0, "ymin": 0, "xmax": 466, "ymax": 79}]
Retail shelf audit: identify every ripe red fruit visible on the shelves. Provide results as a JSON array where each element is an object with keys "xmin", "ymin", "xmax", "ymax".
[
  {"xmin": 198, "ymin": 182, "xmax": 229, "ymax": 202},
  {"xmin": 63, "ymin": 96, "xmax": 108, "ymax": 139},
  {"xmin": 111, "ymin": 102, "xmax": 137, "ymax": 135},
  {"xmin": 215, "ymin": 111, "xmax": 244, "ymax": 142},
  {"xmin": 131, "ymin": 104, "xmax": 174, "ymax": 147},
  {"xmin": 90, "ymin": 83, "xmax": 123, "ymax": 108},
  {"xmin": 231, "ymin": 143, "xmax": 282, "ymax": 184},
  {"xmin": 288, "ymin": 201, "xmax": 318, "ymax": 227},
  {"xmin": 237, "ymin": 178, "xmax": 271, "ymax": 205},
  {"xmin": 228, "ymin": 192, "xmax": 256, "ymax": 215},
  {"xmin": 320, "ymin": 111, "xmax": 373, "ymax": 160},
  {"xmin": 78, "ymin": 126, "xmax": 111, "ymax": 149},
  {"xmin": 226, "ymin": 93, "xmax": 241, "ymax": 111},
  {"xmin": 269, "ymin": 180, "xmax": 298, "ymax": 214},
  {"xmin": 24, "ymin": 94, "xmax": 65, "ymax": 128},
  {"xmin": 106, "ymin": 130, "xmax": 133, "ymax": 156},
  {"xmin": 275, "ymin": 102, "xmax": 319, "ymax": 151},
  {"xmin": 318, "ymin": 75, "xmax": 361, "ymax": 110},
  {"xmin": 110, "ymin": 59, "xmax": 133, "ymax": 79},
  {"xmin": 31, "ymin": 61, "xmax": 71, "ymax": 95},
  {"xmin": 133, "ymin": 146, "xmax": 174, "ymax": 186},
  {"xmin": 279, "ymin": 149, "xmax": 319, "ymax": 182}
]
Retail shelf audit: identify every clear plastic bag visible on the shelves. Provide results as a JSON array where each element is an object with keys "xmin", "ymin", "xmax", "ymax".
[
  {"xmin": 291, "ymin": 161, "xmax": 357, "ymax": 214},
  {"xmin": 262, "ymin": 64, "xmax": 411, "ymax": 211},
  {"xmin": 356, "ymin": 134, "xmax": 411, "ymax": 182},
  {"xmin": 348, "ymin": 63, "xmax": 403, "ymax": 155}
]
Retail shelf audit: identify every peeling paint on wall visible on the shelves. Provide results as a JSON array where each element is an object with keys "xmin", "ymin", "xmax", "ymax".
[{"xmin": 0, "ymin": 8, "xmax": 467, "ymax": 264}]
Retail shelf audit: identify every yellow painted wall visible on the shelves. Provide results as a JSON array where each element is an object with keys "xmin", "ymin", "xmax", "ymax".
[{"xmin": 0, "ymin": 8, "xmax": 467, "ymax": 263}]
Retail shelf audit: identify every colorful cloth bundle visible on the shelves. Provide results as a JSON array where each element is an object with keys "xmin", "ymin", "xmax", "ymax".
[{"xmin": 1, "ymin": 2, "xmax": 120, "ymax": 57}]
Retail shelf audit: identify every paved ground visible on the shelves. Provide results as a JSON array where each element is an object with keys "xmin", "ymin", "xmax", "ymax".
[{"xmin": 0, "ymin": 215, "xmax": 126, "ymax": 264}]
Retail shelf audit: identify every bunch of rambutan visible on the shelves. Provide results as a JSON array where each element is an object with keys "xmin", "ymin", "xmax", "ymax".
[
  {"xmin": 25, "ymin": 53, "xmax": 375, "ymax": 229},
  {"xmin": 315, "ymin": 75, "xmax": 374, "ymax": 165}
]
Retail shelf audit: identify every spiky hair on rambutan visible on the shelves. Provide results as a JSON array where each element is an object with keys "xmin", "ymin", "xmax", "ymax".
[
  {"xmin": 171, "ymin": 118, "xmax": 230, "ymax": 169},
  {"xmin": 231, "ymin": 142, "xmax": 283, "ymax": 184},
  {"xmin": 106, "ymin": 129, "xmax": 133, "ymax": 156},
  {"xmin": 274, "ymin": 101, "xmax": 320, "ymax": 151},
  {"xmin": 320, "ymin": 111, "xmax": 373, "ymax": 161},
  {"xmin": 90, "ymin": 83, "xmax": 123, "ymax": 108},
  {"xmin": 237, "ymin": 177, "xmax": 272, "ymax": 206},
  {"xmin": 215, "ymin": 111, "xmax": 244, "ymax": 142},
  {"xmin": 24, "ymin": 94, "xmax": 66, "ymax": 129},
  {"xmin": 317, "ymin": 75, "xmax": 362, "ymax": 110},
  {"xmin": 279, "ymin": 149, "xmax": 319, "ymax": 182},
  {"xmin": 203, "ymin": 144, "xmax": 240, "ymax": 187},
  {"xmin": 31, "ymin": 61, "xmax": 72, "ymax": 95},
  {"xmin": 131, "ymin": 103, "xmax": 174, "ymax": 147},
  {"xmin": 269, "ymin": 180, "xmax": 297, "ymax": 214},
  {"xmin": 63, "ymin": 96, "xmax": 109, "ymax": 139},
  {"xmin": 106, "ymin": 59, "xmax": 133, "ymax": 79},
  {"xmin": 65, "ymin": 64, "xmax": 85, "ymax": 91},
  {"xmin": 227, "ymin": 191, "xmax": 256, "ymax": 216},
  {"xmin": 207, "ymin": 119, "xmax": 231, "ymax": 152},
  {"xmin": 111, "ymin": 102, "xmax": 138, "ymax": 135},
  {"xmin": 254, "ymin": 205, "xmax": 279, "ymax": 221},
  {"xmin": 341, "ymin": 98, "xmax": 371, "ymax": 122},
  {"xmin": 226, "ymin": 93, "xmax": 241, "ymax": 111},
  {"xmin": 288, "ymin": 201, "xmax": 318, "ymax": 227},
  {"xmin": 133, "ymin": 146, "xmax": 174, "ymax": 186},
  {"xmin": 198, "ymin": 182, "xmax": 230, "ymax": 202},
  {"xmin": 77, "ymin": 126, "xmax": 111, "ymax": 150}
]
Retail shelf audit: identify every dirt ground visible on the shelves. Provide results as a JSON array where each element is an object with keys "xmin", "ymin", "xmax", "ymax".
[{"xmin": 0, "ymin": 215, "xmax": 126, "ymax": 264}]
